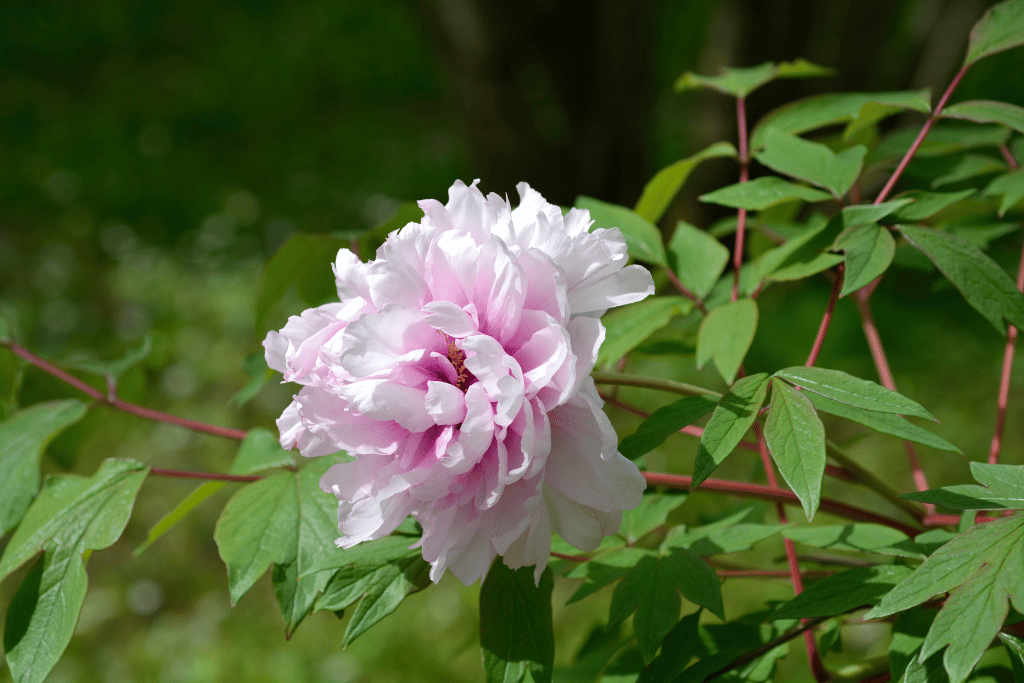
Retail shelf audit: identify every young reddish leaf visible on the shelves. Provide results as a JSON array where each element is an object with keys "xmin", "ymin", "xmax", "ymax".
[{"xmin": 764, "ymin": 379, "xmax": 827, "ymax": 520}]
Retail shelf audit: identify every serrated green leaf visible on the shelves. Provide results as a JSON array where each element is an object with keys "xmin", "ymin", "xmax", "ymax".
[
  {"xmin": 668, "ymin": 221, "xmax": 730, "ymax": 299},
  {"xmin": 0, "ymin": 400, "xmax": 87, "ymax": 538},
  {"xmin": 835, "ymin": 223, "xmax": 896, "ymax": 296},
  {"xmin": 764, "ymin": 379, "xmax": 826, "ymax": 520},
  {"xmin": 674, "ymin": 59, "xmax": 834, "ymax": 98},
  {"xmin": 480, "ymin": 562, "xmax": 555, "ymax": 683},
  {"xmin": 965, "ymin": 0, "xmax": 1024, "ymax": 65},
  {"xmin": 942, "ymin": 100, "xmax": 1024, "ymax": 135},
  {"xmin": 772, "ymin": 565, "xmax": 912, "ymax": 619},
  {"xmin": 783, "ymin": 523, "xmax": 926, "ymax": 559},
  {"xmin": 214, "ymin": 458, "xmax": 340, "ymax": 637},
  {"xmin": 634, "ymin": 142, "xmax": 737, "ymax": 224},
  {"xmin": 597, "ymin": 296, "xmax": 692, "ymax": 368},
  {"xmin": 663, "ymin": 512, "xmax": 783, "ymax": 556},
  {"xmin": 696, "ymin": 298, "xmax": 758, "ymax": 384},
  {"xmin": 304, "ymin": 532, "xmax": 421, "ymax": 575},
  {"xmin": 576, "ymin": 197, "xmax": 667, "ymax": 267},
  {"xmin": 692, "ymin": 374, "xmax": 771, "ymax": 487},
  {"xmin": 618, "ymin": 396, "xmax": 717, "ymax": 460},
  {"xmin": 66, "ymin": 335, "xmax": 151, "ymax": 379},
  {"xmin": 774, "ymin": 366, "xmax": 937, "ymax": 421},
  {"xmin": 889, "ymin": 608, "xmax": 938, "ymax": 681},
  {"xmin": 255, "ymin": 232, "xmax": 349, "ymax": 335},
  {"xmin": 0, "ymin": 459, "xmax": 148, "ymax": 683},
  {"xmin": 903, "ymin": 462, "xmax": 1024, "ymax": 510},
  {"xmin": 619, "ymin": 493, "xmax": 688, "ymax": 544},
  {"xmin": 813, "ymin": 392, "xmax": 964, "ymax": 452},
  {"xmin": 998, "ymin": 632, "xmax": 1024, "ymax": 681},
  {"xmin": 608, "ymin": 548, "xmax": 723, "ymax": 663},
  {"xmin": 340, "ymin": 553, "xmax": 431, "ymax": 646},
  {"xmin": 699, "ymin": 176, "xmax": 833, "ymax": 211},
  {"xmin": 751, "ymin": 90, "xmax": 932, "ymax": 152},
  {"xmin": 133, "ymin": 481, "xmax": 226, "ymax": 557},
  {"xmin": 931, "ymin": 154, "xmax": 1007, "ymax": 188},
  {"xmin": 230, "ymin": 427, "xmax": 296, "ymax": 475},
  {"xmin": 984, "ymin": 169, "xmax": 1024, "ymax": 217},
  {"xmin": 755, "ymin": 128, "xmax": 866, "ymax": 198},
  {"xmin": 893, "ymin": 189, "xmax": 977, "ymax": 220},
  {"xmin": 898, "ymin": 224, "xmax": 1024, "ymax": 334}
]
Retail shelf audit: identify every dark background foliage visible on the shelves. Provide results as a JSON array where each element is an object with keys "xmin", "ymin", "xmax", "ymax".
[{"xmin": 0, "ymin": 1, "xmax": 1022, "ymax": 681}]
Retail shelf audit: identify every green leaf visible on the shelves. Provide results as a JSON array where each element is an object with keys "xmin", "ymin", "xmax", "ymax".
[
  {"xmin": 480, "ymin": 561, "xmax": 555, "ymax": 683},
  {"xmin": 942, "ymin": 100, "xmax": 1024, "ymax": 135},
  {"xmin": 834, "ymin": 223, "xmax": 896, "ymax": 296},
  {"xmin": 768, "ymin": 252, "xmax": 844, "ymax": 282},
  {"xmin": 774, "ymin": 366, "xmax": 938, "ymax": 421},
  {"xmin": 807, "ymin": 393, "xmax": 961, "ymax": 453},
  {"xmin": 0, "ymin": 399, "xmax": 87, "ymax": 538},
  {"xmin": 663, "ymin": 511, "xmax": 783, "ymax": 556},
  {"xmin": 66, "ymin": 335, "xmax": 151, "ymax": 379},
  {"xmin": 764, "ymin": 379, "xmax": 827, "ymax": 520},
  {"xmin": 699, "ymin": 176, "xmax": 833, "ymax": 211},
  {"xmin": 619, "ymin": 492, "xmax": 689, "ymax": 544},
  {"xmin": 750, "ymin": 90, "xmax": 932, "ymax": 152},
  {"xmin": 998, "ymin": 632, "xmax": 1024, "ymax": 682},
  {"xmin": 668, "ymin": 221, "xmax": 730, "ymax": 299},
  {"xmin": 634, "ymin": 142, "xmax": 737, "ymax": 224},
  {"xmin": 871, "ymin": 125, "xmax": 1010, "ymax": 165},
  {"xmin": 133, "ymin": 481, "xmax": 226, "ymax": 556},
  {"xmin": 984, "ymin": 169, "xmax": 1024, "ymax": 217},
  {"xmin": 772, "ymin": 565, "xmax": 913, "ymax": 619},
  {"xmin": 902, "ymin": 462, "xmax": 1024, "ymax": 510},
  {"xmin": 692, "ymin": 374, "xmax": 771, "ymax": 487},
  {"xmin": 674, "ymin": 59, "xmax": 834, "ymax": 98},
  {"xmin": 618, "ymin": 396, "xmax": 718, "ymax": 460},
  {"xmin": 255, "ymin": 232, "xmax": 348, "ymax": 335},
  {"xmin": 304, "ymin": 532, "xmax": 422, "ymax": 575},
  {"xmin": 783, "ymin": 523, "xmax": 926, "ymax": 559},
  {"xmin": 564, "ymin": 547, "xmax": 649, "ymax": 605},
  {"xmin": 597, "ymin": 296, "xmax": 692, "ymax": 368},
  {"xmin": 865, "ymin": 514, "xmax": 1024, "ymax": 683},
  {"xmin": 214, "ymin": 458, "xmax": 340, "ymax": 634},
  {"xmin": 893, "ymin": 189, "xmax": 976, "ymax": 221},
  {"xmin": 230, "ymin": 353, "xmax": 273, "ymax": 407},
  {"xmin": 840, "ymin": 198, "xmax": 916, "ymax": 228},
  {"xmin": 898, "ymin": 224, "xmax": 1024, "ymax": 334},
  {"xmin": 576, "ymin": 197, "xmax": 667, "ymax": 267},
  {"xmin": 946, "ymin": 220, "xmax": 1021, "ymax": 248},
  {"xmin": 931, "ymin": 153, "xmax": 1008, "ymax": 188},
  {"xmin": 636, "ymin": 609, "xmax": 700, "ymax": 683},
  {"xmin": 754, "ymin": 128, "xmax": 866, "ymax": 198},
  {"xmin": 965, "ymin": 0, "xmax": 1024, "ymax": 66},
  {"xmin": 889, "ymin": 608, "xmax": 937, "ymax": 682},
  {"xmin": 696, "ymin": 298, "xmax": 758, "ymax": 384},
  {"xmin": 608, "ymin": 548, "xmax": 724, "ymax": 662},
  {"xmin": 0, "ymin": 459, "xmax": 148, "ymax": 683},
  {"xmin": 230, "ymin": 427, "xmax": 296, "ymax": 475},
  {"xmin": 741, "ymin": 214, "xmax": 833, "ymax": 293}
]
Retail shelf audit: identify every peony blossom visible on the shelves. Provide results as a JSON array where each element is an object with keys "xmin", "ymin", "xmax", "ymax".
[{"xmin": 265, "ymin": 180, "xmax": 654, "ymax": 585}]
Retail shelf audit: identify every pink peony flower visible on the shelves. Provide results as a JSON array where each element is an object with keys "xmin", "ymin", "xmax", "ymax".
[{"xmin": 265, "ymin": 180, "xmax": 654, "ymax": 585}]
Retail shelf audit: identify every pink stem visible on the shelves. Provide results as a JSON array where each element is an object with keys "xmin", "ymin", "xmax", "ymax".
[
  {"xmin": 716, "ymin": 569, "xmax": 834, "ymax": 578},
  {"xmin": 665, "ymin": 269, "xmax": 708, "ymax": 315},
  {"xmin": 6, "ymin": 340, "xmax": 248, "ymax": 441},
  {"xmin": 732, "ymin": 96, "xmax": 750, "ymax": 302},
  {"xmin": 989, "ymin": 147, "xmax": 1022, "ymax": 465},
  {"xmin": 149, "ymin": 468, "xmax": 261, "ymax": 483},
  {"xmin": 805, "ymin": 265, "xmax": 844, "ymax": 367},
  {"xmin": 873, "ymin": 65, "xmax": 969, "ymax": 205}
]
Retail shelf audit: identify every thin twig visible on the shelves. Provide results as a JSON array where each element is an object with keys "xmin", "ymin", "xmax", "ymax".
[
  {"xmin": 665, "ymin": 269, "xmax": 709, "ymax": 315},
  {"xmin": 591, "ymin": 372, "xmax": 722, "ymax": 399},
  {"xmin": 732, "ymin": 96, "xmax": 751, "ymax": 302},
  {"xmin": 705, "ymin": 616, "xmax": 833, "ymax": 682},
  {"xmin": 5, "ymin": 340, "xmax": 248, "ymax": 441},
  {"xmin": 805, "ymin": 264, "xmax": 844, "ymax": 368},
  {"xmin": 642, "ymin": 472, "xmax": 920, "ymax": 536},
  {"xmin": 873, "ymin": 64, "xmax": 969, "ymax": 205},
  {"xmin": 149, "ymin": 468, "xmax": 262, "ymax": 483},
  {"xmin": 990, "ymin": 146, "xmax": 1022, "ymax": 465},
  {"xmin": 826, "ymin": 439, "xmax": 926, "ymax": 525}
]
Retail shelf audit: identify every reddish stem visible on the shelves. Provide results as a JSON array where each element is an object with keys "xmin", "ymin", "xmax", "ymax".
[
  {"xmin": 665, "ymin": 269, "xmax": 708, "ymax": 315},
  {"xmin": 149, "ymin": 468, "xmax": 262, "ymax": 483},
  {"xmin": 853, "ymin": 291, "xmax": 933, "ymax": 512},
  {"xmin": 732, "ymin": 96, "xmax": 750, "ymax": 302},
  {"xmin": 716, "ymin": 569, "xmax": 834, "ymax": 578},
  {"xmin": 873, "ymin": 65, "xmax": 969, "ymax": 205},
  {"xmin": 924, "ymin": 513, "xmax": 1002, "ymax": 526},
  {"xmin": 989, "ymin": 148, "xmax": 1022, "ymax": 465},
  {"xmin": 5, "ymin": 340, "xmax": 248, "ymax": 441},
  {"xmin": 550, "ymin": 551, "xmax": 589, "ymax": 563},
  {"xmin": 805, "ymin": 264, "xmax": 844, "ymax": 368}
]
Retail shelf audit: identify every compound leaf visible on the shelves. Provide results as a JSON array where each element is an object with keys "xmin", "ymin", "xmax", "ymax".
[{"xmin": 692, "ymin": 374, "xmax": 771, "ymax": 487}]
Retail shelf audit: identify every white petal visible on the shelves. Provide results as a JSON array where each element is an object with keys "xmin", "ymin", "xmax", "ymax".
[
  {"xmin": 336, "ymin": 379, "xmax": 434, "ymax": 433},
  {"xmin": 422, "ymin": 300, "xmax": 478, "ymax": 338},
  {"xmin": 425, "ymin": 381, "xmax": 467, "ymax": 425}
]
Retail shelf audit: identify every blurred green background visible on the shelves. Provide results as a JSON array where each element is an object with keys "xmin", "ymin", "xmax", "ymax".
[{"xmin": 2, "ymin": 0, "xmax": 1024, "ymax": 681}]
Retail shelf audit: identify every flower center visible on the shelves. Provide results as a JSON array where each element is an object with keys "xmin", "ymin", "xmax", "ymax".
[{"xmin": 438, "ymin": 330, "xmax": 471, "ymax": 392}]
